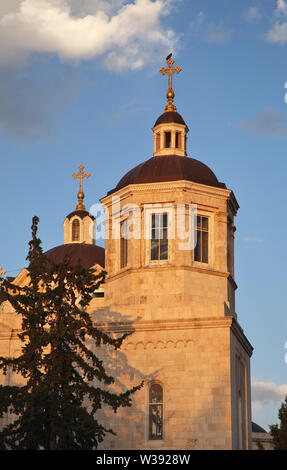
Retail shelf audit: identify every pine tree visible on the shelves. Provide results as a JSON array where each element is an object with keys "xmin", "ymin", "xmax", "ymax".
[
  {"xmin": 269, "ymin": 396, "xmax": 287, "ymax": 450},
  {"xmin": 0, "ymin": 216, "xmax": 142, "ymax": 450}
]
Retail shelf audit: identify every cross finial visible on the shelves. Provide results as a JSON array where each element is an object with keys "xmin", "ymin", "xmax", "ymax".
[
  {"xmin": 159, "ymin": 55, "xmax": 181, "ymax": 112},
  {"xmin": 72, "ymin": 165, "xmax": 91, "ymax": 211},
  {"xmin": 0, "ymin": 267, "xmax": 6, "ymax": 278}
]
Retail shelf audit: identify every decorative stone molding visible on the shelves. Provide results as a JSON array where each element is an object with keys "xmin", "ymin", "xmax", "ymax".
[
  {"xmin": 101, "ymin": 180, "xmax": 234, "ymax": 206},
  {"xmin": 122, "ymin": 338, "xmax": 194, "ymax": 351}
]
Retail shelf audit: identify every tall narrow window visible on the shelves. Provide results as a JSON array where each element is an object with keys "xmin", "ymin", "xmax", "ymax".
[
  {"xmin": 236, "ymin": 357, "xmax": 247, "ymax": 450},
  {"xmin": 194, "ymin": 216, "xmax": 208, "ymax": 263},
  {"xmin": 151, "ymin": 213, "xmax": 168, "ymax": 261},
  {"xmin": 155, "ymin": 133, "xmax": 160, "ymax": 152},
  {"xmin": 149, "ymin": 384, "xmax": 163, "ymax": 440},
  {"xmin": 72, "ymin": 219, "xmax": 80, "ymax": 241},
  {"xmin": 165, "ymin": 131, "xmax": 171, "ymax": 148},
  {"xmin": 175, "ymin": 132, "xmax": 181, "ymax": 149},
  {"xmin": 238, "ymin": 392, "xmax": 243, "ymax": 450},
  {"xmin": 120, "ymin": 220, "xmax": 128, "ymax": 268}
]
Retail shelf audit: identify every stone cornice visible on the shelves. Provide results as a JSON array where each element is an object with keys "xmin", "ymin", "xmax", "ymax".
[
  {"xmin": 91, "ymin": 317, "xmax": 253, "ymax": 356},
  {"xmin": 0, "ymin": 317, "xmax": 253, "ymax": 357},
  {"xmin": 227, "ymin": 191, "xmax": 240, "ymax": 215},
  {"xmin": 228, "ymin": 274, "xmax": 238, "ymax": 291},
  {"xmin": 230, "ymin": 318, "xmax": 253, "ymax": 357},
  {"xmin": 106, "ymin": 264, "xmax": 230, "ymax": 282},
  {"xmin": 91, "ymin": 316, "xmax": 233, "ymax": 334},
  {"xmin": 101, "ymin": 180, "xmax": 232, "ymax": 206}
]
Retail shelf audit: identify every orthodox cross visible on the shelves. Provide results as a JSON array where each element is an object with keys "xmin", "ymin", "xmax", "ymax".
[
  {"xmin": 72, "ymin": 165, "xmax": 91, "ymax": 211},
  {"xmin": 159, "ymin": 56, "xmax": 181, "ymax": 112}
]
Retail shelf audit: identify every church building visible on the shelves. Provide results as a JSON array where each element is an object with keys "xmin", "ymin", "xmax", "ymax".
[{"xmin": 0, "ymin": 58, "xmax": 253, "ymax": 450}]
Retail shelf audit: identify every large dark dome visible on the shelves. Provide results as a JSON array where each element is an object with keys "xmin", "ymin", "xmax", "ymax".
[
  {"xmin": 108, "ymin": 155, "xmax": 226, "ymax": 195},
  {"xmin": 45, "ymin": 243, "xmax": 105, "ymax": 269}
]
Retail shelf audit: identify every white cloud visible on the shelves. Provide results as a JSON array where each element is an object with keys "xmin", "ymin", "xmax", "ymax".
[
  {"xmin": 195, "ymin": 11, "xmax": 205, "ymax": 25},
  {"xmin": 239, "ymin": 108, "xmax": 287, "ymax": 137},
  {"xmin": 266, "ymin": 21, "xmax": 287, "ymax": 44},
  {"xmin": 0, "ymin": 64, "xmax": 78, "ymax": 138},
  {"xmin": 0, "ymin": 1, "xmax": 20, "ymax": 17},
  {"xmin": 189, "ymin": 11, "xmax": 232, "ymax": 45},
  {"xmin": 245, "ymin": 7, "xmax": 261, "ymax": 22},
  {"xmin": 0, "ymin": 0, "xmax": 179, "ymax": 69},
  {"xmin": 68, "ymin": 1, "xmax": 128, "ymax": 17},
  {"xmin": 207, "ymin": 24, "xmax": 232, "ymax": 44},
  {"xmin": 275, "ymin": 0, "xmax": 287, "ymax": 16},
  {"xmin": 103, "ymin": 100, "xmax": 139, "ymax": 121},
  {"xmin": 252, "ymin": 381, "xmax": 287, "ymax": 402},
  {"xmin": 0, "ymin": 0, "xmax": 180, "ymax": 138},
  {"xmin": 242, "ymin": 237, "xmax": 263, "ymax": 243},
  {"xmin": 251, "ymin": 381, "xmax": 287, "ymax": 429},
  {"xmin": 265, "ymin": 0, "xmax": 287, "ymax": 44}
]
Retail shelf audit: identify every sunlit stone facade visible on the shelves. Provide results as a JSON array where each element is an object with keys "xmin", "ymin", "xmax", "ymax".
[{"xmin": 0, "ymin": 67, "xmax": 253, "ymax": 449}]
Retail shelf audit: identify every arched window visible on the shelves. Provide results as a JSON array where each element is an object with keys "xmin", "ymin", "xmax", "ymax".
[
  {"xmin": 72, "ymin": 219, "xmax": 80, "ymax": 241},
  {"xmin": 149, "ymin": 383, "xmax": 163, "ymax": 440}
]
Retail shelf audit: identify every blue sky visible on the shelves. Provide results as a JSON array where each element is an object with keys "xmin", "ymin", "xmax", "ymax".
[{"xmin": 0, "ymin": 0, "xmax": 287, "ymax": 431}]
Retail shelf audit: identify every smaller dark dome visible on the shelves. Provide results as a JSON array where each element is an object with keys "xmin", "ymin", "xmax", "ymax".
[
  {"xmin": 154, "ymin": 111, "xmax": 187, "ymax": 127},
  {"xmin": 252, "ymin": 422, "xmax": 267, "ymax": 433},
  {"xmin": 45, "ymin": 243, "xmax": 105, "ymax": 269},
  {"xmin": 65, "ymin": 210, "xmax": 95, "ymax": 221}
]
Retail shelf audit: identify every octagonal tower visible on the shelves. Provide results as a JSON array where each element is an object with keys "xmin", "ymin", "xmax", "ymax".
[{"xmin": 98, "ymin": 58, "xmax": 253, "ymax": 450}]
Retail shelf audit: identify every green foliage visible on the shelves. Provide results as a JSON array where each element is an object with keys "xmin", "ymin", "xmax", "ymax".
[
  {"xmin": 269, "ymin": 396, "xmax": 287, "ymax": 450},
  {"xmin": 0, "ymin": 216, "xmax": 142, "ymax": 450},
  {"xmin": 256, "ymin": 440, "xmax": 265, "ymax": 450}
]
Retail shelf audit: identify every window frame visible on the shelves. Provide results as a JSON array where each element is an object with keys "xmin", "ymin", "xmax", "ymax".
[
  {"xmin": 120, "ymin": 219, "xmax": 128, "ymax": 269},
  {"xmin": 193, "ymin": 212, "xmax": 213, "ymax": 267},
  {"xmin": 194, "ymin": 215, "xmax": 209, "ymax": 264},
  {"xmin": 144, "ymin": 207, "xmax": 173, "ymax": 265},
  {"xmin": 148, "ymin": 383, "xmax": 164, "ymax": 441},
  {"xmin": 150, "ymin": 212, "xmax": 169, "ymax": 262},
  {"xmin": 71, "ymin": 217, "xmax": 81, "ymax": 242}
]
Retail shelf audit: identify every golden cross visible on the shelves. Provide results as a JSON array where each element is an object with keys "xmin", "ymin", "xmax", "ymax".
[
  {"xmin": 0, "ymin": 266, "xmax": 6, "ymax": 278},
  {"xmin": 72, "ymin": 165, "xmax": 91, "ymax": 211},
  {"xmin": 160, "ymin": 57, "xmax": 181, "ymax": 90},
  {"xmin": 159, "ymin": 57, "xmax": 181, "ymax": 112}
]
